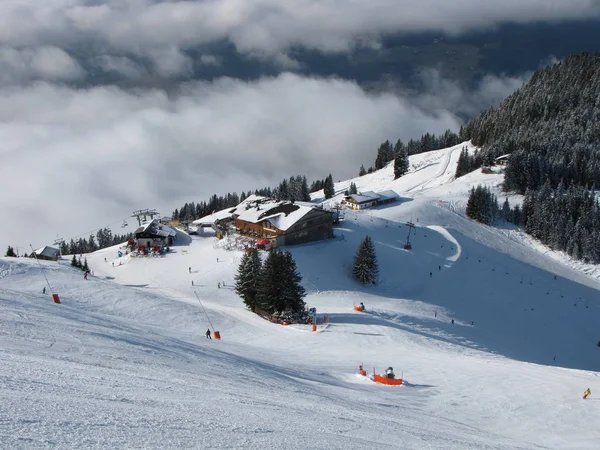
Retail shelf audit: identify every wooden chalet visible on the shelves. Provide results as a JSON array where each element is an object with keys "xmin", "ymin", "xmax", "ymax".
[
  {"xmin": 341, "ymin": 190, "xmax": 398, "ymax": 210},
  {"xmin": 495, "ymin": 154, "xmax": 511, "ymax": 166},
  {"xmin": 195, "ymin": 196, "xmax": 334, "ymax": 246},
  {"xmin": 32, "ymin": 246, "xmax": 60, "ymax": 261}
]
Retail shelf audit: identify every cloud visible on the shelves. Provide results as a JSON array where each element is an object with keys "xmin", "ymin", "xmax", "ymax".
[
  {"xmin": 0, "ymin": 1, "xmax": 598, "ymax": 80},
  {"xmin": 414, "ymin": 69, "xmax": 530, "ymax": 119},
  {"xmin": 0, "ymin": 73, "xmax": 462, "ymax": 250},
  {"xmin": 0, "ymin": 46, "xmax": 84, "ymax": 84}
]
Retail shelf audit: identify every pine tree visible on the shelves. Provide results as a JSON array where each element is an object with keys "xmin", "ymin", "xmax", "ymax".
[
  {"xmin": 323, "ymin": 174, "xmax": 335, "ymax": 199},
  {"xmin": 256, "ymin": 250, "xmax": 307, "ymax": 321},
  {"xmin": 359, "ymin": 165, "xmax": 366, "ymax": 176},
  {"xmin": 234, "ymin": 249, "xmax": 262, "ymax": 312},
  {"xmin": 352, "ymin": 236, "xmax": 379, "ymax": 284},
  {"xmin": 256, "ymin": 250, "xmax": 285, "ymax": 314},
  {"xmin": 279, "ymin": 251, "xmax": 307, "ymax": 319},
  {"xmin": 71, "ymin": 255, "xmax": 78, "ymax": 268},
  {"xmin": 5, "ymin": 246, "xmax": 16, "ymax": 257},
  {"xmin": 393, "ymin": 147, "xmax": 409, "ymax": 179},
  {"xmin": 82, "ymin": 258, "xmax": 90, "ymax": 273}
]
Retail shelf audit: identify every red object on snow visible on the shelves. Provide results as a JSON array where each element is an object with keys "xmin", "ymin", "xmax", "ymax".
[{"xmin": 257, "ymin": 239, "xmax": 270, "ymax": 246}]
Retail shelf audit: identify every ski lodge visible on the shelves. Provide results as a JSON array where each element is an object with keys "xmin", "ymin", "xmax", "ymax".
[
  {"xmin": 193, "ymin": 196, "xmax": 334, "ymax": 247},
  {"xmin": 494, "ymin": 154, "xmax": 511, "ymax": 166},
  {"xmin": 134, "ymin": 219, "xmax": 177, "ymax": 250},
  {"xmin": 341, "ymin": 190, "xmax": 398, "ymax": 210},
  {"xmin": 32, "ymin": 246, "xmax": 60, "ymax": 261}
]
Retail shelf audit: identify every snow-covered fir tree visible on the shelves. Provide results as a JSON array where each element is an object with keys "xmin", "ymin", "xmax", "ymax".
[
  {"xmin": 323, "ymin": 174, "xmax": 335, "ymax": 199},
  {"xmin": 352, "ymin": 235, "xmax": 379, "ymax": 284},
  {"xmin": 256, "ymin": 250, "xmax": 307, "ymax": 321},
  {"xmin": 234, "ymin": 249, "xmax": 262, "ymax": 312},
  {"xmin": 393, "ymin": 147, "xmax": 409, "ymax": 179}
]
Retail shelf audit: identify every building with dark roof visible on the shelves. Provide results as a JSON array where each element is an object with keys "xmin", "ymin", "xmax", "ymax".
[
  {"xmin": 32, "ymin": 246, "xmax": 60, "ymax": 261},
  {"xmin": 134, "ymin": 219, "xmax": 177, "ymax": 248}
]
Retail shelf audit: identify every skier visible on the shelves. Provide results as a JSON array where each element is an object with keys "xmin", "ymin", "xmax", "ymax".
[
  {"xmin": 359, "ymin": 302, "xmax": 365, "ymax": 310},
  {"xmin": 191, "ymin": 280, "xmax": 194, "ymax": 286},
  {"xmin": 84, "ymin": 272, "xmax": 88, "ymax": 280},
  {"xmin": 583, "ymin": 388, "xmax": 591, "ymax": 399},
  {"xmin": 218, "ymin": 282, "xmax": 221, "ymax": 289},
  {"xmin": 42, "ymin": 287, "xmax": 46, "ymax": 294},
  {"xmin": 451, "ymin": 319, "xmax": 454, "ymax": 325},
  {"xmin": 206, "ymin": 329, "xmax": 212, "ymax": 339},
  {"xmin": 385, "ymin": 367, "xmax": 395, "ymax": 379},
  {"xmin": 189, "ymin": 267, "xmax": 191, "ymax": 273}
]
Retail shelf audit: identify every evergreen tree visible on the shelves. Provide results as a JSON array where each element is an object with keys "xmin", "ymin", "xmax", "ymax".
[
  {"xmin": 256, "ymin": 250, "xmax": 286, "ymax": 314},
  {"xmin": 393, "ymin": 147, "xmax": 409, "ymax": 179},
  {"xmin": 352, "ymin": 236, "xmax": 379, "ymax": 284},
  {"xmin": 234, "ymin": 249, "xmax": 262, "ymax": 312},
  {"xmin": 375, "ymin": 140, "xmax": 394, "ymax": 170},
  {"xmin": 466, "ymin": 185, "xmax": 499, "ymax": 225},
  {"xmin": 256, "ymin": 250, "xmax": 307, "ymax": 321},
  {"xmin": 82, "ymin": 258, "xmax": 90, "ymax": 273},
  {"xmin": 71, "ymin": 255, "xmax": 78, "ymax": 268},
  {"xmin": 359, "ymin": 165, "xmax": 367, "ymax": 176},
  {"xmin": 280, "ymin": 251, "xmax": 307, "ymax": 318},
  {"xmin": 5, "ymin": 246, "xmax": 16, "ymax": 257},
  {"xmin": 323, "ymin": 174, "xmax": 335, "ymax": 199}
]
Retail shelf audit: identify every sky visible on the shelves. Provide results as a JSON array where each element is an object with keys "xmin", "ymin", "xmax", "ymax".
[
  {"xmin": 2, "ymin": 145, "xmax": 600, "ymax": 448},
  {"xmin": 2, "ymin": 0, "xmax": 600, "ymax": 252}
]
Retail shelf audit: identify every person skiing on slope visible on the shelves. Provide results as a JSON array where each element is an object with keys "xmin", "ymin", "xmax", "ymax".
[
  {"xmin": 583, "ymin": 388, "xmax": 591, "ymax": 399},
  {"xmin": 206, "ymin": 329, "xmax": 212, "ymax": 339}
]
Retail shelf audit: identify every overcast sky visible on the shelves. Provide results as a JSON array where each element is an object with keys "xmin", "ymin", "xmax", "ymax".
[{"xmin": 2, "ymin": 1, "xmax": 598, "ymax": 252}]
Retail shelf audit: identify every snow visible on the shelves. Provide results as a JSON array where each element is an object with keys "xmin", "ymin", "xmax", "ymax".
[{"xmin": 2, "ymin": 141, "xmax": 600, "ymax": 449}]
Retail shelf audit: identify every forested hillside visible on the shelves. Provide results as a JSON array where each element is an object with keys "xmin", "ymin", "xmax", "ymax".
[
  {"xmin": 463, "ymin": 52, "xmax": 600, "ymax": 192},
  {"xmin": 461, "ymin": 52, "xmax": 600, "ymax": 263}
]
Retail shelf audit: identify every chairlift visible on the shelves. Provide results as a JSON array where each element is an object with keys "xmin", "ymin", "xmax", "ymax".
[{"xmin": 122, "ymin": 220, "xmax": 128, "ymax": 228}]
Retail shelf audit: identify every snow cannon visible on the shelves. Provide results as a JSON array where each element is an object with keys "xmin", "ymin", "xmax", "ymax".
[
  {"xmin": 371, "ymin": 367, "xmax": 403, "ymax": 386},
  {"xmin": 213, "ymin": 331, "xmax": 221, "ymax": 340}
]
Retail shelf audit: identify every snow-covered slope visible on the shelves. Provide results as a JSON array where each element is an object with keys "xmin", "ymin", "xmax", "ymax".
[{"xmin": 2, "ymin": 142, "xmax": 600, "ymax": 449}]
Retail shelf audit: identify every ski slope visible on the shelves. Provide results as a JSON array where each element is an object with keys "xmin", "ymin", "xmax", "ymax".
[{"xmin": 1, "ymin": 143, "xmax": 600, "ymax": 449}]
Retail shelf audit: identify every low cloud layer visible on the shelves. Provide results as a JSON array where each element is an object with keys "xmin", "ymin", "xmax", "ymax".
[
  {"xmin": 0, "ymin": 1, "xmax": 598, "ymax": 81},
  {"xmin": 0, "ymin": 1, "xmax": 544, "ymax": 251},
  {"xmin": 0, "ymin": 73, "xmax": 464, "ymax": 250}
]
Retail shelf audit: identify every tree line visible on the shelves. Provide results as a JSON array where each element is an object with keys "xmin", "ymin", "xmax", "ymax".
[
  {"xmin": 466, "ymin": 181, "xmax": 600, "ymax": 263},
  {"xmin": 4, "ymin": 228, "xmax": 132, "ymax": 258},
  {"xmin": 459, "ymin": 53, "xmax": 600, "ymax": 263},
  {"xmin": 363, "ymin": 129, "xmax": 461, "ymax": 175}
]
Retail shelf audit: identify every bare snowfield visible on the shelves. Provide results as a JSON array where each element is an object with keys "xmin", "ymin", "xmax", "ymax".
[{"xmin": 1, "ymin": 143, "xmax": 599, "ymax": 449}]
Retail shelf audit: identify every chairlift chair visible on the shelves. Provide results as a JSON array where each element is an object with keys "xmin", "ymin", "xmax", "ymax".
[{"xmin": 122, "ymin": 220, "xmax": 128, "ymax": 228}]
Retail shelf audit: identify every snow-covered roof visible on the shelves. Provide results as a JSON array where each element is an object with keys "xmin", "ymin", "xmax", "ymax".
[
  {"xmin": 344, "ymin": 191, "xmax": 380, "ymax": 204},
  {"xmin": 192, "ymin": 195, "xmax": 268, "ymax": 226},
  {"xmin": 33, "ymin": 246, "xmax": 60, "ymax": 259},
  {"xmin": 495, "ymin": 154, "xmax": 511, "ymax": 160},
  {"xmin": 135, "ymin": 220, "xmax": 177, "ymax": 238},
  {"xmin": 375, "ymin": 190, "xmax": 398, "ymax": 201},
  {"xmin": 235, "ymin": 201, "xmax": 316, "ymax": 231},
  {"xmin": 344, "ymin": 190, "xmax": 398, "ymax": 204}
]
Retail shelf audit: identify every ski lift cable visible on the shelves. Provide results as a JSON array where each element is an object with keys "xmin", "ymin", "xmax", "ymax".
[
  {"xmin": 44, "ymin": 217, "xmax": 132, "ymax": 249},
  {"xmin": 193, "ymin": 290, "xmax": 216, "ymax": 332}
]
